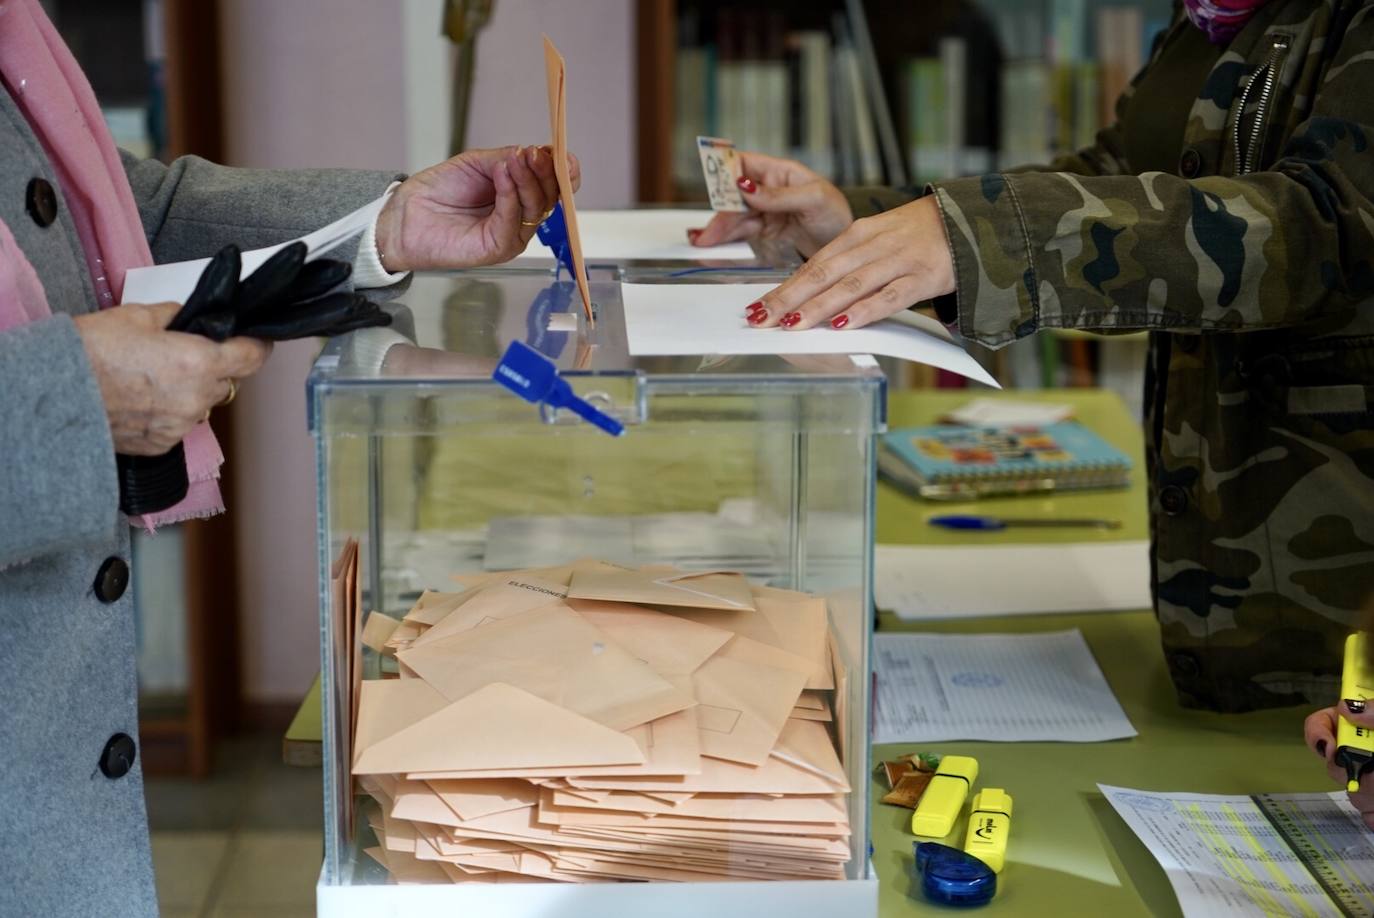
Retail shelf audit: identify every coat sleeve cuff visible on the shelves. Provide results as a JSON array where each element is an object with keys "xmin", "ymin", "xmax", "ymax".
[
  {"xmin": 930, "ymin": 174, "xmax": 1041, "ymax": 349},
  {"xmin": 0, "ymin": 317, "xmax": 119, "ymax": 568}
]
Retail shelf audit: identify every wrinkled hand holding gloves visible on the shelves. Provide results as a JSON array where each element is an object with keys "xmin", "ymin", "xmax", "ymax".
[{"xmin": 117, "ymin": 243, "xmax": 393, "ymax": 516}]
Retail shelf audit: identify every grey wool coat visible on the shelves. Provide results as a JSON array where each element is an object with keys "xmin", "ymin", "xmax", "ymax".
[{"xmin": 0, "ymin": 84, "xmax": 395, "ymax": 917}]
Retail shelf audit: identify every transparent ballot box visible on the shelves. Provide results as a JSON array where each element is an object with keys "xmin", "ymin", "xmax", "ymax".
[{"xmin": 310, "ymin": 267, "xmax": 881, "ymax": 917}]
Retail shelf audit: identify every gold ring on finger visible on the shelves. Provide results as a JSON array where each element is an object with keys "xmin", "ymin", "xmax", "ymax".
[
  {"xmin": 217, "ymin": 378, "xmax": 238, "ymax": 407},
  {"xmin": 520, "ymin": 206, "xmax": 556, "ymax": 228}
]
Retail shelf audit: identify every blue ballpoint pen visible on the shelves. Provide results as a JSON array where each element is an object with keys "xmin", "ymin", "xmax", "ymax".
[{"xmin": 927, "ymin": 514, "xmax": 1122, "ymax": 532}]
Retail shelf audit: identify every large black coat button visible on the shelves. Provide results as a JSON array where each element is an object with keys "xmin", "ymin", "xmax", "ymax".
[
  {"xmin": 93, "ymin": 557, "xmax": 130, "ymax": 604},
  {"xmin": 99, "ymin": 733, "xmax": 137, "ymax": 779},
  {"xmin": 1160, "ymin": 485, "xmax": 1190, "ymax": 517},
  {"xmin": 1169, "ymin": 652, "xmax": 1202, "ymax": 678},
  {"xmin": 25, "ymin": 177, "xmax": 57, "ymax": 227},
  {"xmin": 1179, "ymin": 148, "xmax": 1203, "ymax": 179}
]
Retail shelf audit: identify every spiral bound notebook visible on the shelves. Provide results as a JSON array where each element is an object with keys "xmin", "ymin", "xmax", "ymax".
[{"xmin": 878, "ymin": 422, "xmax": 1132, "ymax": 500}]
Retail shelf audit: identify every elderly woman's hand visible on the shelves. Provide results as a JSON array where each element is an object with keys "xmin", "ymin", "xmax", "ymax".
[
  {"xmin": 1305, "ymin": 704, "xmax": 1374, "ymax": 829},
  {"xmin": 374, "ymin": 145, "xmax": 578, "ymax": 272},
  {"xmin": 73, "ymin": 302, "xmax": 271, "ymax": 456}
]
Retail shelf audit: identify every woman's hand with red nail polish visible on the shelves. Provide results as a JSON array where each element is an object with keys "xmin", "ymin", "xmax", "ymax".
[
  {"xmin": 831, "ymin": 314, "xmax": 850, "ymax": 330},
  {"xmin": 760, "ymin": 196, "xmax": 955, "ymax": 332},
  {"xmin": 690, "ymin": 151, "xmax": 852, "ymax": 257}
]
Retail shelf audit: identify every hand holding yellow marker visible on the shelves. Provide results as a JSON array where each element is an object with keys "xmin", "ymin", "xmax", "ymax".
[
  {"xmin": 912, "ymin": 755, "xmax": 978, "ymax": 837},
  {"xmin": 1335, "ymin": 632, "xmax": 1374, "ymax": 792}
]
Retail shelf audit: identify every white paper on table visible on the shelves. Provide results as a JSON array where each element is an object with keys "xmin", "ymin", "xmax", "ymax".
[
  {"xmin": 1100, "ymin": 786, "xmax": 1374, "ymax": 918},
  {"xmin": 873, "ymin": 629, "xmax": 1135, "ymax": 743},
  {"xmin": 875, "ymin": 541, "xmax": 1151, "ymax": 620},
  {"xmin": 621, "ymin": 282, "xmax": 999, "ymax": 386},
  {"xmin": 121, "ymin": 195, "xmax": 388, "ymax": 304},
  {"xmin": 944, "ymin": 397, "xmax": 1075, "ymax": 427},
  {"xmin": 515, "ymin": 209, "xmax": 756, "ymax": 263}
]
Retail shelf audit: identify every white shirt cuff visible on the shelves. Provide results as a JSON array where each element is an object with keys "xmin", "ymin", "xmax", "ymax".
[
  {"xmin": 342, "ymin": 327, "xmax": 412, "ymax": 375},
  {"xmin": 352, "ymin": 182, "xmax": 410, "ymax": 289}
]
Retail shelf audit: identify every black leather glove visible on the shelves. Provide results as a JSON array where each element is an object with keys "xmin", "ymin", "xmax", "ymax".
[{"xmin": 117, "ymin": 243, "xmax": 392, "ymax": 516}]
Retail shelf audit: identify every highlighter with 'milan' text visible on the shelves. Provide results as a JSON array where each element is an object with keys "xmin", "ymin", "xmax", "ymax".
[
  {"xmin": 963, "ymin": 788, "xmax": 1013, "ymax": 873},
  {"xmin": 912, "ymin": 755, "xmax": 978, "ymax": 838},
  {"xmin": 1335, "ymin": 631, "xmax": 1374, "ymax": 792}
]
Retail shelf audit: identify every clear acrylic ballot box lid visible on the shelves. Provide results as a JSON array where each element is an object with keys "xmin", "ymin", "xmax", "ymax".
[{"xmin": 309, "ymin": 266, "xmax": 880, "ymax": 917}]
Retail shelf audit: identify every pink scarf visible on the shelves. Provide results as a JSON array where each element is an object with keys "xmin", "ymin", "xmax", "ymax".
[
  {"xmin": 1184, "ymin": 0, "xmax": 1271, "ymax": 44},
  {"xmin": 0, "ymin": 0, "xmax": 224, "ymax": 529}
]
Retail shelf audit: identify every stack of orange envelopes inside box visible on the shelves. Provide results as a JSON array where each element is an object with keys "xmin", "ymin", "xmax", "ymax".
[{"xmin": 351, "ymin": 559, "xmax": 852, "ymax": 884}]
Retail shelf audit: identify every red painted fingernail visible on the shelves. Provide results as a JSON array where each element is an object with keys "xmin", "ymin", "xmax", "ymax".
[
  {"xmin": 687, "ymin": 228, "xmax": 702, "ymax": 241},
  {"xmin": 746, "ymin": 301, "xmax": 765, "ymax": 315},
  {"xmin": 1317, "ymin": 739, "xmax": 1328, "ymax": 757},
  {"xmin": 737, "ymin": 177, "xmax": 757, "ymax": 194},
  {"xmin": 831, "ymin": 315, "xmax": 850, "ymax": 330},
  {"xmin": 781, "ymin": 312, "xmax": 801, "ymax": 328},
  {"xmin": 747, "ymin": 312, "xmax": 767, "ymax": 325}
]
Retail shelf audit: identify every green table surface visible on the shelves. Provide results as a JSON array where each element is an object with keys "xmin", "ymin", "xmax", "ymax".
[
  {"xmin": 284, "ymin": 389, "xmax": 1330, "ymax": 914},
  {"xmin": 874, "ymin": 389, "xmax": 1322, "ymax": 916}
]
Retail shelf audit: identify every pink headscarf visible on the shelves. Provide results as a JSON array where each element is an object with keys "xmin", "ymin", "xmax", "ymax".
[{"xmin": 0, "ymin": 0, "xmax": 224, "ymax": 529}]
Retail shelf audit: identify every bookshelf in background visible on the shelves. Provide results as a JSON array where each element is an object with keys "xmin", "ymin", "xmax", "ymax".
[{"xmin": 637, "ymin": 0, "xmax": 1169, "ymax": 412}]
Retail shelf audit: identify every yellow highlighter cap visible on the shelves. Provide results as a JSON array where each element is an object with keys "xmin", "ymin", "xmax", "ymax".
[
  {"xmin": 937, "ymin": 754, "xmax": 980, "ymax": 784},
  {"xmin": 971, "ymin": 788, "xmax": 1012, "ymax": 817}
]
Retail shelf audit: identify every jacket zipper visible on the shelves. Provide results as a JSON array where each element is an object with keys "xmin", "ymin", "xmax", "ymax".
[{"xmin": 1234, "ymin": 36, "xmax": 1291, "ymax": 175}]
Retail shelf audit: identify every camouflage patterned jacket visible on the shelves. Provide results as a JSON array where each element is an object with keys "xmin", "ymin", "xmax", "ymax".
[{"xmin": 868, "ymin": 0, "xmax": 1374, "ymax": 712}]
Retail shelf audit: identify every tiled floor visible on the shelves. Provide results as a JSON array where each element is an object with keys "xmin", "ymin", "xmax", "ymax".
[{"xmin": 146, "ymin": 734, "xmax": 323, "ymax": 918}]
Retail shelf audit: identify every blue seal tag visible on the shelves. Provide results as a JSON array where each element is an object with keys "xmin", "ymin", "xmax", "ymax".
[
  {"xmin": 493, "ymin": 340, "xmax": 624, "ymax": 437},
  {"xmin": 913, "ymin": 842, "xmax": 997, "ymax": 907}
]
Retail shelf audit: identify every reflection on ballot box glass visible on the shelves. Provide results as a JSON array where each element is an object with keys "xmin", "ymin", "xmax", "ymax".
[{"xmin": 309, "ymin": 266, "xmax": 881, "ymax": 915}]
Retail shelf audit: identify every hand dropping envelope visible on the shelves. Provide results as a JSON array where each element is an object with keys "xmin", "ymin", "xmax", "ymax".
[
  {"xmin": 543, "ymin": 35, "xmax": 592, "ymax": 321},
  {"xmin": 397, "ymin": 604, "xmax": 694, "ymax": 731},
  {"xmin": 353, "ymin": 681, "xmax": 645, "ymax": 775},
  {"xmin": 567, "ymin": 568, "xmax": 756, "ymax": 612}
]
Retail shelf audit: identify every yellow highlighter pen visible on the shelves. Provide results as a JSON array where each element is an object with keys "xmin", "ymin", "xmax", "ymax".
[
  {"xmin": 963, "ymin": 788, "xmax": 1013, "ymax": 873},
  {"xmin": 1335, "ymin": 631, "xmax": 1374, "ymax": 792},
  {"xmin": 912, "ymin": 755, "xmax": 979, "ymax": 837}
]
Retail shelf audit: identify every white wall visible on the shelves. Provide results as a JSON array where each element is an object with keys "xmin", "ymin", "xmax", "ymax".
[
  {"xmin": 463, "ymin": 0, "xmax": 636, "ymax": 207},
  {"xmin": 218, "ymin": 0, "xmax": 636, "ymax": 705}
]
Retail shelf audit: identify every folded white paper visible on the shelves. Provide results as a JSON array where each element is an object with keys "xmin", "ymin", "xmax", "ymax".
[
  {"xmin": 517, "ymin": 210, "xmax": 755, "ymax": 263},
  {"xmin": 876, "ymin": 541, "xmax": 1151, "ymax": 620},
  {"xmin": 873, "ymin": 630, "xmax": 1136, "ymax": 743},
  {"xmin": 621, "ymin": 282, "xmax": 998, "ymax": 386},
  {"xmin": 121, "ymin": 196, "xmax": 388, "ymax": 305}
]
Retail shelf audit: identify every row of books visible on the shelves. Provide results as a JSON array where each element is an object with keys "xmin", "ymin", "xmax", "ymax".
[
  {"xmin": 670, "ymin": 1, "xmax": 1170, "ymax": 192},
  {"xmin": 673, "ymin": 9, "xmax": 892, "ymax": 189}
]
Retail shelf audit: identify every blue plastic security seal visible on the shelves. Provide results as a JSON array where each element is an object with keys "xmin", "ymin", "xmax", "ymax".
[
  {"xmin": 913, "ymin": 842, "xmax": 997, "ymax": 907},
  {"xmin": 536, "ymin": 201, "xmax": 575, "ymax": 278},
  {"xmin": 493, "ymin": 340, "xmax": 624, "ymax": 437}
]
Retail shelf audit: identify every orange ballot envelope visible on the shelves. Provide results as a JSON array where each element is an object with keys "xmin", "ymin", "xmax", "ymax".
[
  {"xmin": 350, "ymin": 556, "xmax": 854, "ymax": 885},
  {"xmin": 353, "ymin": 682, "xmax": 646, "ymax": 775},
  {"xmin": 542, "ymin": 35, "xmax": 592, "ymax": 322},
  {"xmin": 567, "ymin": 566, "xmax": 757, "ymax": 611}
]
